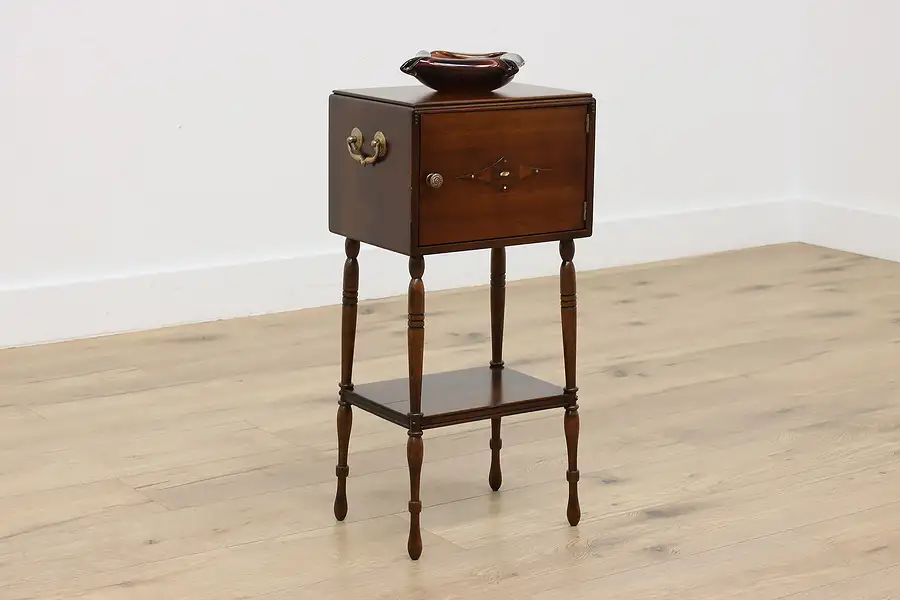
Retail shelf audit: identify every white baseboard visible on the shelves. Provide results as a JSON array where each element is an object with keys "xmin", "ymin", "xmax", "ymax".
[
  {"xmin": 0, "ymin": 200, "xmax": 797, "ymax": 348},
  {"xmin": 798, "ymin": 200, "xmax": 900, "ymax": 262}
]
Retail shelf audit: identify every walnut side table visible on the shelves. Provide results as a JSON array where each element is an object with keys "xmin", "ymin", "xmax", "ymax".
[{"xmin": 328, "ymin": 83, "xmax": 596, "ymax": 560}]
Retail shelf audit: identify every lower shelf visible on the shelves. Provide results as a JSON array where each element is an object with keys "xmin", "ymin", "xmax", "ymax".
[{"xmin": 345, "ymin": 366, "xmax": 570, "ymax": 429}]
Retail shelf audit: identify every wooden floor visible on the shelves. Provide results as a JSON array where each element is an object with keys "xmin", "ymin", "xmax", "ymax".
[{"xmin": 2, "ymin": 242, "xmax": 900, "ymax": 599}]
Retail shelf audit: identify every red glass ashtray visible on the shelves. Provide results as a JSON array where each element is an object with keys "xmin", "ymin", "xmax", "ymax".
[{"xmin": 400, "ymin": 50, "xmax": 525, "ymax": 93}]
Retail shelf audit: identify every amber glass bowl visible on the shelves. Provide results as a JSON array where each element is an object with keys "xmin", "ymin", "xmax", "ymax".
[{"xmin": 400, "ymin": 51, "xmax": 525, "ymax": 93}]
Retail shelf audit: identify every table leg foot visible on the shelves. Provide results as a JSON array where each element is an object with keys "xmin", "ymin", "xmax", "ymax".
[
  {"xmin": 489, "ymin": 417, "xmax": 502, "ymax": 491},
  {"xmin": 407, "ymin": 432, "xmax": 424, "ymax": 560},
  {"xmin": 565, "ymin": 405, "xmax": 581, "ymax": 526},
  {"xmin": 333, "ymin": 401, "xmax": 352, "ymax": 521}
]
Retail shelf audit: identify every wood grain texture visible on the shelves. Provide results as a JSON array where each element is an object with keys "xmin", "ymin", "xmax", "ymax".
[
  {"xmin": 490, "ymin": 247, "xmax": 506, "ymax": 491},
  {"xmin": 560, "ymin": 239, "xmax": 581, "ymax": 524},
  {"xmin": 328, "ymin": 95, "xmax": 414, "ymax": 254},
  {"xmin": 559, "ymin": 239, "xmax": 577, "ymax": 395},
  {"xmin": 2, "ymin": 243, "xmax": 900, "ymax": 599},
  {"xmin": 345, "ymin": 367, "xmax": 568, "ymax": 429},
  {"xmin": 333, "ymin": 403, "xmax": 352, "ymax": 521},
  {"xmin": 407, "ymin": 256, "xmax": 426, "ymax": 419},
  {"xmin": 339, "ymin": 238, "xmax": 360, "ymax": 392},
  {"xmin": 490, "ymin": 247, "xmax": 506, "ymax": 369},
  {"xmin": 332, "ymin": 82, "xmax": 592, "ymax": 109},
  {"xmin": 407, "ymin": 433, "xmax": 424, "ymax": 560},
  {"xmin": 564, "ymin": 405, "xmax": 581, "ymax": 526},
  {"xmin": 334, "ymin": 238, "xmax": 359, "ymax": 520},
  {"xmin": 419, "ymin": 106, "xmax": 588, "ymax": 247},
  {"xmin": 328, "ymin": 86, "xmax": 594, "ymax": 256},
  {"xmin": 406, "ymin": 255, "xmax": 426, "ymax": 560}
]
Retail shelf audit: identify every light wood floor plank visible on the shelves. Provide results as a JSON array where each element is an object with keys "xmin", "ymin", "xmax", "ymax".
[{"xmin": 1, "ymin": 243, "xmax": 899, "ymax": 599}]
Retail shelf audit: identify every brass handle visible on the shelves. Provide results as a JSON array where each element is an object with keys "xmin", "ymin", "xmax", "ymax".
[
  {"xmin": 346, "ymin": 127, "xmax": 386, "ymax": 166},
  {"xmin": 426, "ymin": 173, "xmax": 444, "ymax": 188}
]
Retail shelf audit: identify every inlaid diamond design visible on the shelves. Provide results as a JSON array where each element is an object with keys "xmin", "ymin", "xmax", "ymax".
[{"xmin": 456, "ymin": 157, "xmax": 551, "ymax": 192}]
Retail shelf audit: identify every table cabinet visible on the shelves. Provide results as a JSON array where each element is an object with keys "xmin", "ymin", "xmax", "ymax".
[{"xmin": 328, "ymin": 82, "xmax": 595, "ymax": 560}]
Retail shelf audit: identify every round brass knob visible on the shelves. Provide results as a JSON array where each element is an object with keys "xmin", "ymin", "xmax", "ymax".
[{"xmin": 426, "ymin": 173, "xmax": 444, "ymax": 189}]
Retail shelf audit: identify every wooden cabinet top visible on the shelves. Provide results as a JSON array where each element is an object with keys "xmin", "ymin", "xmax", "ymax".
[{"xmin": 332, "ymin": 82, "xmax": 593, "ymax": 109}]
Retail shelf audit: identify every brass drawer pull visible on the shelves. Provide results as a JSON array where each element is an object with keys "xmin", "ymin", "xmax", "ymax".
[
  {"xmin": 346, "ymin": 127, "xmax": 387, "ymax": 166},
  {"xmin": 426, "ymin": 173, "xmax": 444, "ymax": 188}
]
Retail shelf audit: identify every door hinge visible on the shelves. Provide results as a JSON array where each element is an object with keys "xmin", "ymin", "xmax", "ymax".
[
  {"xmin": 583, "ymin": 201, "xmax": 588, "ymax": 222},
  {"xmin": 586, "ymin": 112, "xmax": 591, "ymax": 133}
]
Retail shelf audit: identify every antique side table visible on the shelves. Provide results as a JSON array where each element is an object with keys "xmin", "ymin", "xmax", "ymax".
[{"xmin": 328, "ymin": 82, "xmax": 596, "ymax": 560}]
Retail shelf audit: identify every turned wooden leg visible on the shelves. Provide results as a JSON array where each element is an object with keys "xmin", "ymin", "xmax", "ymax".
[
  {"xmin": 488, "ymin": 246, "xmax": 506, "ymax": 491},
  {"xmin": 564, "ymin": 405, "xmax": 580, "ymax": 525},
  {"xmin": 334, "ymin": 238, "xmax": 359, "ymax": 522},
  {"xmin": 407, "ymin": 255, "xmax": 426, "ymax": 560},
  {"xmin": 407, "ymin": 432, "xmax": 424, "ymax": 560},
  {"xmin": 489, "ymin": 417, "xmax": 502, "ymax": 491},
  {"xmin": 490, "ymin": 247, "xmax": 506, "ymax": 370},
  {"xmin": 334, "ymin": 402, "xmax": 352, "ymax": 521},
  {"xmin": 560, "ymin": 239, "xmax": 581, "ymax": 526}
]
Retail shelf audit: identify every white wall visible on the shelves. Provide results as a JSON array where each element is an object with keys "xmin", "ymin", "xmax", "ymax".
[
  {"xmin": 0, "ymin": 1, "xmax": 818, "ymax": 347},
  {"xmin": 800, "ymin": 0, "xmax": 900, "ymax": 262}
]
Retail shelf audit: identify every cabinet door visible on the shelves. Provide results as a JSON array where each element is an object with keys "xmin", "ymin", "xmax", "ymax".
[{"xmin": 418, "ymin": 105, "xmax": 589, "ymax": 247}]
